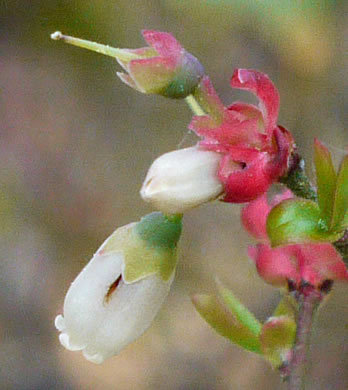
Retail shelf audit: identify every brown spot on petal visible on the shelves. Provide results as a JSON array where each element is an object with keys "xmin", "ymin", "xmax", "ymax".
[{"xmin": 104, "ymin": 275, "xmax": 122, "ymax": 304}]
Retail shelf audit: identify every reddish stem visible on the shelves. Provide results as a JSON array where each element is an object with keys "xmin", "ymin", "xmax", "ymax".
[{"xmin": 281, "ymin": 286, "xmax": 322, "ymax": 390}]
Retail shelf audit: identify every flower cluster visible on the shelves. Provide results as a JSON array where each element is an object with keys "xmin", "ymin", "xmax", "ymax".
[
  {"xmin": 52, "ymin": 29, "xmax": 347, "ymax": 366},
  {"xmin": 143, "ymin": 70, "xmax": 295, "ymax": 212}
]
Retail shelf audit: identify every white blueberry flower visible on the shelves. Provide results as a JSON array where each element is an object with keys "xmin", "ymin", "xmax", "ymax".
[
  {"xmin": 55, "ymin": 213, "xmax": 182, "ymax": 363},
  {"xmin": 140, "ymin": 146, "xmax": 223, "ymax": 214}
]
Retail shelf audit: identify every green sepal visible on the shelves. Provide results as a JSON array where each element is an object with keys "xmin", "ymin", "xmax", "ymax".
[
  {"xmin": 192, "ymin": 291, "xmax": 262, "ymax": 354},
  {"xmin": 103, "ymin": 212, "xmax": 182, "ymax": 283},
  {"xmin": 260, "ymin": 316, "xmax": 296, "ymax": 368},
  {"xmin": 128, "ymin": 60, "xmax": 175, "ymax": 95},
  {"xmin": 266, "ymin": 198, "xmax": 341, "ymax": 247},
  {"xmin": 331, "ymin": 155, "xmax": 348, "ymax": 230},
  {"xmin": 192, "ymin": 76, "xmax": 225, "ymax": 123},
  {"xmin": 314, "ymin": 139, "xmax": 336, "ymax": 227}
]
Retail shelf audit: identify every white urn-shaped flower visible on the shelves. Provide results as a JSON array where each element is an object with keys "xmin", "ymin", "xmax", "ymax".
[{"xmin": 55, "ymin": 212, "xmax": 182, "ymax": 363}]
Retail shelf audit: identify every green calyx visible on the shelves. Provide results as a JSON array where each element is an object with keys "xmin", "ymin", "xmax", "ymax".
[
  {"xmin": 103, "ymin": 212, "xmax": 182, "ymax": 283},
  {"xmin": 134, "ymin": 212, "xmax": 182, "ymax": 249},
  {"xmin": 161, "ymin": 55, "xmax": 205, "ymax": 99}
]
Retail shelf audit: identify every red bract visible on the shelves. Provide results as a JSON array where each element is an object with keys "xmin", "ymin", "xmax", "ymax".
[
  {"xmin": 116, "ymin": 30, "xmax": 205, "ymax": 98},
  {"xmin": 189, "ymin": 70, "xmax": 294, "ymax": 203},
  {"xmin": 242, "ymin": 192, "xmax": 348, "ymax": 289}
]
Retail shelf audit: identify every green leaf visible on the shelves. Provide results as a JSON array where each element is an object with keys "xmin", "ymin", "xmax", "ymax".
[
  {"xmin": 192, "ymin": 294, "xmax": 261, "ymax": 354},
  {"xmin": 344, "ymin": 210, "xmax": 348, "ymax": 227},
  {"xmin": 314, "ymin": 139, "xmax": 336, "ymax": 226},
  {"xmin": 216, "ymin": 279, "xmax": 261, "ymax": 336},
  {"xmin": 331, "ymin": 155, "xmax": 348, "ymax": 230},
  {"xmin": 260, "ymin": 316, "xmax": 296, "ymax": 368},
  {"xmin": 266, "ymin": 199, "xmax": 341, "ymax": 247}
]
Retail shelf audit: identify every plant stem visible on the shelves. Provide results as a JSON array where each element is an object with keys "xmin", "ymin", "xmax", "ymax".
[
  {"xmin": 282, "ymin": 287, "xmax": 321, "ymax": 390},
  {"xmin": 279, "ymin": 152, "xmax": 317, "ymax": 202},
  {"xmin": 190, "ymin": 78, "xmax": 225, "ymax": 123},
  {"xmin": 185, "ymin": 95, "xmax": 206, "ymax": 116}
]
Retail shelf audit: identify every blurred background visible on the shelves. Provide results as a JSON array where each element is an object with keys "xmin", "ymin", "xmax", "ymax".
[{"xmin": 1, "ymin": 0, "xmax": 347, "ymax": 389}]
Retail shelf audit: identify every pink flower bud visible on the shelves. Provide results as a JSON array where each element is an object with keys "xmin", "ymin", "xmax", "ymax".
[
  {"xmin": 50, "ymin": 30, "xmax": 204, "ymax": 99},
  {"xmin": 116, "ymin": 30, "xmax": 205, "ymax": 98}
]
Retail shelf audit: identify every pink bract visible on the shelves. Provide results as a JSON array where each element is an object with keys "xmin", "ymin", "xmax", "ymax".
[{"xmin": 189, "ymin": 69, "xmax": 295, "ymax": 203}]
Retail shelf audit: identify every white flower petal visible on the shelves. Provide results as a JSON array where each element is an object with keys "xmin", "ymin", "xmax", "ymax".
[
  {"xmin": 58, "ymin": 333, "xmax": 86, "ymax": 351},
  {"xmin": 83, "ymin": 351, "xmax": 104, "ymax": 364},
  {"xmin": 141, "ymin": 146, "xmax": 223, "ymax": 214},
  {"xmin": 54, "ymin": 314, "xmax": 66, "ymax": 331},
  {"xmin": 56, "ymin": 249, "xmax": 174, "ymax": 363}
]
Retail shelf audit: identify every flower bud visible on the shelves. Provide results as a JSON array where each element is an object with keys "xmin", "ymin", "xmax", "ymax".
[
  {"xmin": 55, "ymin": 212, "xmax": 182, "ymax": 363},
  {"xmin": 116, "ymin": 30, "xmax": 205, "ymax": 98},
  {"xmin": 140, "ymin": 147, "xmax": 224, "ymax": 214},
  {"xmin": 51, "ymin": 30, "xmax": 205, "ymax": 99}
]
